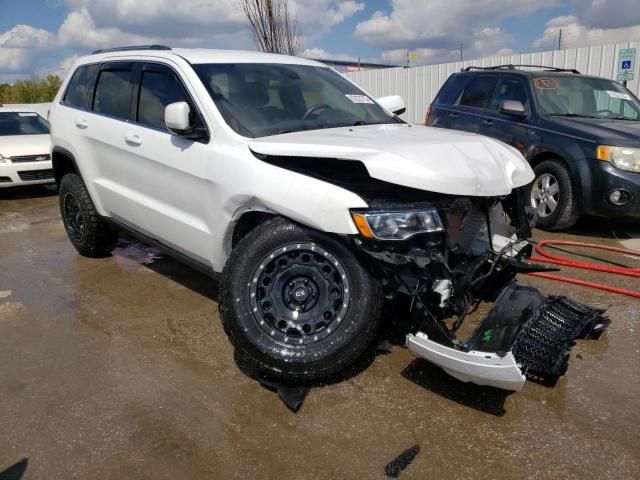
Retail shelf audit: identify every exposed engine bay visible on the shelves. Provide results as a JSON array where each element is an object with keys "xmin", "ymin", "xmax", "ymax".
[{"xmin": 351, "ymin": 187, "xmax": 610, "ymax": 391}]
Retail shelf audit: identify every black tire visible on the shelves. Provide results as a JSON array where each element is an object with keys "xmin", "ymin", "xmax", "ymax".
[
  {"xmin": 59, "ymin": 173, "xmax": 118, "ymax": 257},
  {"xmin": 220, "ymin": 217, "xmax": 382, "ymax": 382},
  {"xmin": 527, "ymin": 160, "xmax": 580, "ymax": 231}
]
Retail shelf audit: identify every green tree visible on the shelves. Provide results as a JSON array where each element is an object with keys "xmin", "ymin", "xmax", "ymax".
[{"xmin": 0, "ymin": 75, "xmax": 62, "ymax": 104}]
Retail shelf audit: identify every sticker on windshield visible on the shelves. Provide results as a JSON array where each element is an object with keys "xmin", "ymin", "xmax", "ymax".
[
  {"xmin": 606, "ymin": 90, "xmax": 631, "ymax": 100},
  {"xmin": 345, "ymin": 94, "xmax": 374, "ymax": 104},
  {"xmin": 533, "ymin": 77, "xmax": 559, "ymax": 89},
  {"xmin": 18, "ymin": 112, "xmax": 37, "ymax": 117}
]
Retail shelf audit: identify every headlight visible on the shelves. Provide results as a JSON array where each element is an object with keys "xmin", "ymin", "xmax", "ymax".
[
  {"xmin": 597, "ymin": 146, "xmax": 640, "ymax": 173},
  {"xmin": 351, "ymin": 208, "xmax": 444, "ymax": 240}
]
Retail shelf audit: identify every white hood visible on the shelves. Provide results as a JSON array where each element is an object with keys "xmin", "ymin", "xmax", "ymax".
[
  {"xmin": 0, "ymin": 134, "xmax": 51, "ymax": 158},
  {"xmin": 249, "ymin": 124, "xmax": 534, "ymax": 197}
]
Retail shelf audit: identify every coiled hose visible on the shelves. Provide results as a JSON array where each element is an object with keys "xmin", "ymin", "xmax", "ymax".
[{"xmin": 527, "ymin": 239, "xmax": 640, "ymax": 299}]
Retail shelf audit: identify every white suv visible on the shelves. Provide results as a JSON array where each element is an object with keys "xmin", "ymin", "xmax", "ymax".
[{"xmin": 51, "ymin": 46, "xmax": 544, "ymax": 389}]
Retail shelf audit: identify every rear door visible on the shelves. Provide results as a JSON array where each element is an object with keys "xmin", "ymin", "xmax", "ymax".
[
  {"xmin": 447, "ymin": 75, "xmax": 497, "ymax": 134},
  {"xmin": 480, "ymin": 75, "xmax": 532, "ymax": 152},
  {"xmin": 427, "ymin": 74, "xmax": 469, "ymax": 127},
  {"xmin": 115, "ymin": 62, "xmax": 213, "ymax": 264}
]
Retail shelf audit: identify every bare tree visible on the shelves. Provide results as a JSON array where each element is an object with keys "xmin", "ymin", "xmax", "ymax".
[{"xmin": 238, "ymin": 0, "xmax": 302, "ymax": 56}]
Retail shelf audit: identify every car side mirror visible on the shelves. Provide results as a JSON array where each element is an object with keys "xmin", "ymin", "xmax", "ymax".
[
  {"xmin": 376, "ymin": 95, "xmax": 406, "ymax": 115},
  {"xmin": 500, "ymin": 100, "xmax": 526, "ymax": 118},
  {"xmin": 165, "ymin": 102, "xmax": 193, "ymax": 134}
]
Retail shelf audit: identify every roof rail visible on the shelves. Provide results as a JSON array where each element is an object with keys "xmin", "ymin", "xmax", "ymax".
[
  {"xmin": 91, "ymin": 45, "xmax": 172, "ymax": 55},
  {"xmin": 462, "ymin": 64, "xmax": 580, "ymax": 74}
]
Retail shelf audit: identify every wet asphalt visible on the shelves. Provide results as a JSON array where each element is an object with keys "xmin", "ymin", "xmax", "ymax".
[{"xmin": 1, "ymin": 185, "xmax": 638, "ymax": 480}]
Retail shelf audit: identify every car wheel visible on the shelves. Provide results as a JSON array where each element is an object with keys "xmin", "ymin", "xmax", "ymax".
[
  {"xmin": 220, "ymin": 217, "xmax": 382, "ymax": 382},
  {"xmin": 528, "ymin": 160, "xmax": 580, "ymax": 231},
  {"xmin": 59, "ymin": 173, "xmax": 118, "ymax": 257}
]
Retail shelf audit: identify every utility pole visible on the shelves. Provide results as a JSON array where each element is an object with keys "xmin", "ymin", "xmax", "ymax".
[
  {"xmin": 460, "ymin": 43, "xmax": 463, "ymax": 62},
  {"xmin": 558, "ymin": 29, "xmax": 562, "ymax": 50}
]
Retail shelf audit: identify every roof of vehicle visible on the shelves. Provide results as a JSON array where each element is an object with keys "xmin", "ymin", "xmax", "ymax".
[
  {"xmin": 461, "ymin": 65, "xmax": 581, "ymax": 75},
  {"xmin": 82, "ymin": 45, "xmax": 326, "ymax": 68}
]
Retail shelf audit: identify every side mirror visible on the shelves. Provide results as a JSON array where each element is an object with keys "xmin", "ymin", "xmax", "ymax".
[
  {"xmin": 500, "ymin": 100, "xmax": 526, "ymax": 118},
  {"xmin": 165, "ymin": 102, "xmax": 193, "ymax": 134},
  {"xmin": 376, "ymin": 95, "xmax": 406, "ymax": 116}
]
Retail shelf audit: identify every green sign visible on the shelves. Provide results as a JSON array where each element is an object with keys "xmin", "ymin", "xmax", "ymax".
[{"xmin": 617, "ymin": 71, "xmax": 635, "ymax": 82}]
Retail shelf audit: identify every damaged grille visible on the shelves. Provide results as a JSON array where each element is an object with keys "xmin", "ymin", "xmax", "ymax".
[{"xmin": 512, "ymin": 296, "xmax": 610, "ymax": 377}]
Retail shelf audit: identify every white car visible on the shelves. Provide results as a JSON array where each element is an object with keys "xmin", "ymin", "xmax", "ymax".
[
  {"xmin": 0, "ymin": 108, "xmax": 53, "ymax": 188},
  {"xmin": 50, "ymin": 46, "xmax": 606, "ymax": 391}
]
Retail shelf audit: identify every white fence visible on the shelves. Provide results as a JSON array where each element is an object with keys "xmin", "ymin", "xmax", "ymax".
[{"xmin": 346, "ymin": 42, "xmax": 640, "ymax": 124}]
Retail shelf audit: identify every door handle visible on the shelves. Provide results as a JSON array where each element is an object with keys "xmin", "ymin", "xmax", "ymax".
[
  {"xmin": 448, "ymin": 112, "xmax": 458, "ymax": 119},
  {"xmin": 481, "ymin": 119, "xmax": 493, "ymax": 127},
  {"xmin": 125, "ymin": 134, "xmax": 142, "ymax": 146},
  {"xmin": 74, "ymin": 119, "xmax": 88, "ymax": 129}
]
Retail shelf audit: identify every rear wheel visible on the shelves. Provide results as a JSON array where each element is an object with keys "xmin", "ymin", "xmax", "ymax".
[
  {"xmin": 59, "ymin": 173, "xmax": 118, "ymax": 257},
  {"xmin": 528, "ymin": 160, "xmax": 580, "ymax": 230},
  {"xmin": 220, "ymin": 217, "xmax": 382, "ymax": 381}
]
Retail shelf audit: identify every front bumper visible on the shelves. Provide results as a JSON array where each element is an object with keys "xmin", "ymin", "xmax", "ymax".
[
  {"xmin": 0, "ymin": 160, "xmax": 55, "ymax": 188},
  {"xmin": 587, "ymin": 159, "xmax": 640, "ymax": 218}
]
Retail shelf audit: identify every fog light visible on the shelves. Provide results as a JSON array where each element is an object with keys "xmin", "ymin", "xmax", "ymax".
[{"xmin": 608, "ymin": 189, "xmax": 632, "ymax": 206}]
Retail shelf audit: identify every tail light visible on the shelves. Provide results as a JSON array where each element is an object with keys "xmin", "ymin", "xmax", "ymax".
[{"xmin": 425, "ymin": 105, "xmax": 433, "ymax": 125}]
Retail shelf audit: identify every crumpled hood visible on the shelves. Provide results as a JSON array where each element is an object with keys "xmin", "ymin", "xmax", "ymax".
[
  {"xmin": 249, "ymin": 124, "xmax": 534, "ymax": 196},
  {"xmin": 0, "ymin": 134, "xmax": 50, "ymax": 158}
]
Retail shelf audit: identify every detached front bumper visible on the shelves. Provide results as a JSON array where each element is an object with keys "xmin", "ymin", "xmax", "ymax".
[
  {"xmin": 406, "ymin": 283, "xmax": 610, "ymax": 391},
  {"xmin": 406, "ymin": 332, "xmax": 526, "ymax": 391},
  {"xmin": 0, "ymin": 160, "xmax": 55, "ymax": 188}
]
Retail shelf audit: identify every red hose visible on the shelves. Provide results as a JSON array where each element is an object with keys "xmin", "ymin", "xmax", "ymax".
[{"xmin": 527, "ymin": 239, "xmax": 640, "ymax": 299}]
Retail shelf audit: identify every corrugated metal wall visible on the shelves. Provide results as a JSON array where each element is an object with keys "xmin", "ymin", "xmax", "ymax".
[{"xmin": 345, "ymin": 42, "xmax": 640, "ymax": 124}]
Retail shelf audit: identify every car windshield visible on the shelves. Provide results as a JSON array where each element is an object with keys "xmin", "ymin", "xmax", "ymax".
[
  {"xmin": 0, "ymin": 112, "xmax": 50, "ymax": 136},
  {"xmin": 194, "ymin": 63, "xmax": 400, "ymax": 137},
  {"xmin": 532, "ymin": 75, "xmax": 640, "ymax": 120}
]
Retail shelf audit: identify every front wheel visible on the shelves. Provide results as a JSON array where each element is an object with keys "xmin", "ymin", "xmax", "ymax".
[
  {"xmin": 528, "ymin": 160, "xmax": 580, "ymax": 231},
  {"xmin": 220, "ymin": 217, "xmax": 382, "ymax": 382}
]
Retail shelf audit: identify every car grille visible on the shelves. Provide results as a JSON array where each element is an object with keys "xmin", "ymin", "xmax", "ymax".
[
  {"xmin": 17, "ymin": 169, "xmax": 54, "ymax": 181},
  {"xmin": 11, "ymin": 154, "xmax": 51, "ymax": 163},
  {"xmin": 0, "ymin": 176, "xmax": 12, "ymax": 183}
]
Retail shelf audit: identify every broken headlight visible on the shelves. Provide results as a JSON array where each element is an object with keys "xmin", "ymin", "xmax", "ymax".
[{"xmin": 351, "ymin": 208, "xmax": 444, "ymax": 240}]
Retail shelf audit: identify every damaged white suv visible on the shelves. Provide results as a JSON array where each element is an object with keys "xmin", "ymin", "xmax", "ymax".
[{"xmin": 50, "ymin": 47, "xmax": 608, "ymax": 391}]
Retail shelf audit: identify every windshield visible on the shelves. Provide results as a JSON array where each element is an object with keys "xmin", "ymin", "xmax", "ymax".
[
  {"xmin": 0, "ymin": 112, "xmax": 50, "ymax": 136},
  {"xmin": 194, "ymin": 63, "xmax": 399, "ymax": 137},
  {"xmin": 532, "ymin": 75, "xmax": 640, "ymax": 120}
]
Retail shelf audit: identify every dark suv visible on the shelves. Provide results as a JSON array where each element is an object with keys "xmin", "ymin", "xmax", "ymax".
[{"xmin": 426, "ymin": 65, "xmax": 640, "ymax": 230}]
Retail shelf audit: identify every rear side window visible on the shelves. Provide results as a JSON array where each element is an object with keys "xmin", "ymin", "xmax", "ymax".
[
  {"xmin": 435, "ymin": 75, "xmax": 468, "ymax": 104},
  {"xmin": 459, "ymin": 76, "xmax": 496, "ymax": 108},
  {"xmin": 63, "ymin": 64, "xmax": 99, "ymax": 109},
  {"xmin": 137, "ymin": 71, "xmax": 188, "ymax": 129},
  {"xmin": 93, "ymin": 68, "xmax": 134, "ymax": 119}
]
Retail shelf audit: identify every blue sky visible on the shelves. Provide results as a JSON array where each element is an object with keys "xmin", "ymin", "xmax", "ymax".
[{"xmin": 1, "ymin": 0, "xmax": 639, "ymax": 82}]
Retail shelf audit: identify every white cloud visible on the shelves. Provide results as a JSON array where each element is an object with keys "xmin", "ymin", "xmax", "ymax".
[
  {"xmin": 0, "ymin": 25, "xmax": 54, "ymax": 49},
  {"xmin": 355, "ymin": 0, "xmax": 559, "ymax": 50},
  {"xmin": 570, "ymin": 0, "xmax": 640, "ymax": 30},
  {"xmin": 534, "ymin": 14, "xmax": 640, "ymax": 50},
  {"xmin": 302, "ymin": 47, "xmax": 358, "ymax": 62}
]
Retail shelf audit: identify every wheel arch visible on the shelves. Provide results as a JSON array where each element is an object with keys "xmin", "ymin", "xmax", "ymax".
[{"xmin": 52, "ymin": 146, "xmax": 80, "ymax": 185}]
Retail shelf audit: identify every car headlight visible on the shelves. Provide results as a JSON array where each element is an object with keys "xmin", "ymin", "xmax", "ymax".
[
  {"xmin": 597, "ymin": 146, "xmax": 640, "ymax": 173},
  {"xmin": 351, "ymin": 208, "xmax": 444, "ymax": 240}
]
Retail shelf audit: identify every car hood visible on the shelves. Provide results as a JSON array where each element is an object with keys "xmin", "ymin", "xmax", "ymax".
[
  {"xmin": 548, "ymin": 117, "xmax": 640, "ymax": 146},
  {"xmin": 0, "ymin": 134, "xmax": 51, "ymax": 158},
  {"xmin": 249, "ymin": 124, "xmax": 534, "ymax": 196}
]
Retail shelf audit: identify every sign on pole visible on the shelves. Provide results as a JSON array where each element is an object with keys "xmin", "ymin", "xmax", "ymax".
[{"xmin": 617, "ymin": 48, "xmax": 636, "ymax": 83}]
